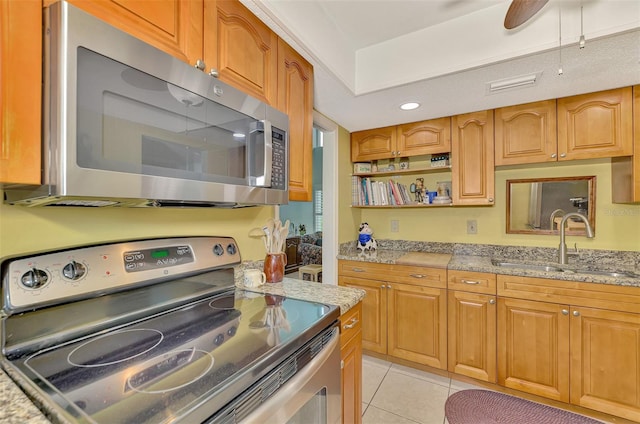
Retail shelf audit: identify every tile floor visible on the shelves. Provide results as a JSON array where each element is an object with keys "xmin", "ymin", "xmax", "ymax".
[{"xmin": 361, "ymin": 355, "xmax": 483, "ymax": 424}]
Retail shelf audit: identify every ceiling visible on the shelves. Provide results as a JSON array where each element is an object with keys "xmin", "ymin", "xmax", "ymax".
[{"xmin": 242, "ymin": 0, "xmax": 640, "ymax": 132}]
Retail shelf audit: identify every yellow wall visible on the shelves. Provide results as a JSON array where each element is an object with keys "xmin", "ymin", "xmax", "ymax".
[
  {"xmin": 0, "ymin": 194, "xmax": 275, "ymax": 261},
  {"xmin": 338, "ymin": 128, "xmax": 640, "ymax": 252}
]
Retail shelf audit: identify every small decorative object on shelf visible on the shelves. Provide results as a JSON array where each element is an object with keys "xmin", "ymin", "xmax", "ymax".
[
  {"xmin": 433, "ymin": 181, "xmax": 452, "ymax": 204},
  {"xmin": 353, "ymin": 162, "xmax": 372, "ymax": 173},
  {"xmin": 298, "ymin": 224, "xmax": 306, "ymax": 235},
  {"xmin": 430, "ymin": 153, "xmax": 450, "ymax": 168},
  {"xmin": 412, "ymin": 178, "xmax": 424, "ymax": 203},
  {"xmin": 371, "ymin": 160, "xmax": 378, "ymax": 172},
  {"xmin": 357, "ymin": 222, "xmax": 378, "ymax": 251},
  {"xmin": 399, "ymin": 157, "xmax": 410, "ymax": 170}
]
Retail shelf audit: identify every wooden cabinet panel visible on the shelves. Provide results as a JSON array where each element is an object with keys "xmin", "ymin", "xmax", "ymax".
[
  {"xmin": 388, "ymin": 283, "xmax": 447, "ymax": 369},
  {"xmin": 497, "ymin": 297, "xmax": 570, "ymax": 402},
  {"xmin": 338, "ymin": 275, "xmax": 387, "ymax": 354},
  {"xmin": 216, "ymin": 0, "xmax": 277, "ymax": 105},
  {"xmin": 58, "ymin": 0, "xmax": 203, "ymax": 66},
  {"xmin": 448, "ymin": 290, "xmax": 496, "ymax": 382},
  {"xmin": 0, "ymin": 0, "xmax": 42, "ymax": 184},
  {"xmin": 570, "ymin": 307, "xmax": 640, "ymax": 422},
  {"xmin": 340, "ymin": 303, "xmax": 363, "ymax": 424},
  {"xmin": 396, "ymin": 117, "xmax": 451, "ymax": 156},
  {"xmin": 612, "ymin": 84, "xmax": 640, "ymax": 203},
  {"xmin": 495, "ymin": 100, "xmax": 557, "ymax": 166},
  {"xmin": 277, "ymin": 38, "xmax": 313, "ymax": 201},
  {"xmin": 451, "ymin": 110, "xmax": 495, "ymax": 205},
  {"xmin": 558, "ymin": 87, "xmax": 633, "ymax": 161},
  {"xmin": 351, "ymin": 126, "xmax": 396, "ymax": 162}
]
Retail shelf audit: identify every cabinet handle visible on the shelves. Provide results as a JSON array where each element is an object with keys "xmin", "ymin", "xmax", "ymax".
[
  {"xmin": 387, "ymin": 284, "xmax": 391, "ymax": 289},
  {"xmin": 488, "ymin": 198, "xmax": 494, "ymax": 203},
  {"xmin": 352, "ymin": 267, "xmax": 365, "ymax": 272},
  {"xmin": 573, "ymin": 310, "xmax": 580, "ymax": 317},
  {"xmin": 489, "ymin": 298, "xmax": 496, "ymax": 305},
  {"xmin": 341, "ymin": 360, "xmax": 344, "ymax": 369},
  {"xmin": 410, "ymin": 274, "xmax": 426, "ymax": 279},
  {"xmin": 208, "ymin": 68, "xmax": 219, "ymax": 77},
  {"xmin": 562, "ymin": 309, "xmax": 569, "ymax": 315},
  {"xmin": 461, "ymin": 279, "xmax": 480, "ymax": 285},
  {"xmin": 343, "ymin": 317, "xmax": 359, "ymax": 329},
  {"xmin": 560, "ymin": 153, "xmax": 567, "ymax": 158},
  {"xmin": 551, "ymin": 153, "xmax": 557, "ymax": 159},
  {"xmin": 380, "ymin": 284, "xmax": 386, "ymax": 288},
  {"xmin": 194, "ymin": 59, "xmax": 206, "ymax": 70}
]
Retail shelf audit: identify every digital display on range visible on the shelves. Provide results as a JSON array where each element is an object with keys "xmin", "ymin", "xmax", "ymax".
[
  {"xmin": 151, "ymin": 250, "xmax": 169, "ymax": 259},
  {"xmin": 123, "ymin": 245, "xmax": 194, "ymax": 272}
]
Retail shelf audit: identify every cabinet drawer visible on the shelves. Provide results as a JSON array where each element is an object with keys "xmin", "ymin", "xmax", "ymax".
[
  {"xmin": 448, "ymin": 270, "xmax": 496, "ymax": 294},
  {"xmin": 338, "ymin": 260, "xmax": 446, "ymax": 288},
  {"xmin": 340, "ymin": 302, "xmax": 362, "ymax": 348}
]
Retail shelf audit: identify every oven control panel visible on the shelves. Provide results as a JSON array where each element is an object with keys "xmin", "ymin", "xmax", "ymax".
[{"xmin": 2, "ymin": 237, "xmax": 240, "ymax": 312}]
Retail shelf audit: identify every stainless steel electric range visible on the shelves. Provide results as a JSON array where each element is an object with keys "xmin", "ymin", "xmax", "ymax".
[{"xmin": 0, "ymin": 237, "xmax": 341, "ymax": 424}]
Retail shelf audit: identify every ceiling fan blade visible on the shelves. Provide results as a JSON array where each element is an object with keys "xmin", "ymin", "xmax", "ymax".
[{"xmin": 504, "ymin": 0, "xmax": 549, "ymax": 29}]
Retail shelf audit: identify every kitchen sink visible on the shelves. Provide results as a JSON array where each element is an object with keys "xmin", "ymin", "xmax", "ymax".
[
  {"xmin": 490, "ymin": 259, "xmax": 639, "ymax": 279},
  {"xmin": 490, "ymin": 260, "xmax": 565, "ymax": 273}
]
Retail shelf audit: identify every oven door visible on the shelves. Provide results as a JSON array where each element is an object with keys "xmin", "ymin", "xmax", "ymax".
[{"xmin": 238, "ymin": 326, "xmax": 341, "ymax": 424}]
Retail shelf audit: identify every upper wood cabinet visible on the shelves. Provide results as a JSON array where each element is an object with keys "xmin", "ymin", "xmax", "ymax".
[
  {"xmin": 278, "ymin": 39, "xmax": 314, "ymax": 201},
  {"xmin": 1, "ymin": 0, "xmax": 42, "ymax": 185},
  {"xmin": 612, "ymin": 85, "xmax": 640, "ymax": 204},
  {"xmin": 495, "ymin": 100, "xmax": 557, "ymax": 166},
  {"xmin": 558, "ymin": 87, "xmax": 633, "ymax": 161},
  {"xmin": 215, "ymin": 0, "xmax": 278, "ymax": 105},
  {"xmin": 351, "ymin": 118, "xmax": 451, "ymax": 162},
  {"xmin": 451, "ymin": 110, "xmax": 495, "ymax": 205},
  {"xmin": 53, "ymin": 0, "xmax": 204, "ymax": 67}
]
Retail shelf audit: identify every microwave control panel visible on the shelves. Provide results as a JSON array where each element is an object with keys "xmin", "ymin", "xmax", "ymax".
[{"xmin": 271, "ymin": 127, "xmax": 286, "ymax": 190}]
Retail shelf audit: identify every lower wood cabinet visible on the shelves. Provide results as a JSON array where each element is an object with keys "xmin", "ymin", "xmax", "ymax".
[
  {"xmin": 447, "ymin": 270, "xmax": 497, "ymax": 383},
  {"xmin": 340, "ymin": 302, "xmax": 362, "ymax": 424},
  {"xmin": 338, "ymin": 260, "xmax": 447, "ymax": 370},
  {"xmin": 497, "ymin": 274, "xmax": 640, "ymax": 422}
]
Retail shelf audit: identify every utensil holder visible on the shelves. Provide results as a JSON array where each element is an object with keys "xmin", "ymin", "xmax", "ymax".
[{"xmin": 264, "ymin": 252, "xmax": 287, "ymax": 283}]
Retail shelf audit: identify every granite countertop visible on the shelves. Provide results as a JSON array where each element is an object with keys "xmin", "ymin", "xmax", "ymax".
[
  {"xmin": 236, "ymin": 276, "xmax": 366, "ymax": 315},
  {"xmin": 338, "ymin": 244, "xmax": 640, "ymax": 288},
  {"xmin": 1, "ymin": 276, "xmax": 365, "ymax": 423}
]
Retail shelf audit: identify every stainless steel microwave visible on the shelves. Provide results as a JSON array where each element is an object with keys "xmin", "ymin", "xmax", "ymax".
[{"xmin": 5, "ymin": 1, "xmax": 289, "ymax": 208}]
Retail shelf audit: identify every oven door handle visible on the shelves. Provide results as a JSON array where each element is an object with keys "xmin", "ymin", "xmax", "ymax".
[{"xmin": 240, "ymin": 326, "xmax": 341, "ymax": 424}]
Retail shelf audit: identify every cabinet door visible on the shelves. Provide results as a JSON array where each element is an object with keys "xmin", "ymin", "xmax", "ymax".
[
  {"xmin": 387, "ymin": 283, "xmax": 447, "ymax": 369},
  {"xmin": 216, "ymin": 0, "xmax": 277, "ymax": 105},
  {"xmin": 570, "ymin": 307, "xmax": 640, "ymax": 422},
  {"xmin": 451, "ymin": 110, "xmax": 495, "ymax": 205},
  {"xmin": 0, "ymin": 0, "xmax": 42, "ymax": 184},
  {"xmin": 339, "ymin": 276, "xmax": 387, "ymax": 354},
  {"xmin": 612, "ymin": 85, "xmax": 640, "ymax": 203},
  {"xmin": 351, "ymin": 126, "xmax": 397, "ymax": 162},
  {"xmin": 284, "ymin": 236, "xmax": 300, "ymax": 271},
  {"xmin": 340, "ymin": 303, "xmax": 363, "ymax": 424},
  {"xmin": 396, "ymin": 117, "xmax": 451, "ymax": 156},
  {"xmin": 278, "ymin": 39, "xmax": 314, "ymax": 201},
  {"xmin": 558, "ymin": 87, "xmax": 633, "ymax": 161},
  {"xmin": 448, "ymin": 291, "xmax": 496, "ymax": 382},
  {"xmin": 497, "ymin": 298, "xmax": 570, "ymax": 402},
  {"xmin": 59, "ymin": 0, "xmax": 203, "ymax": 66},
  {"xmin": 495, "ymin": 100, "xmax": 557, "ymax": 166}
]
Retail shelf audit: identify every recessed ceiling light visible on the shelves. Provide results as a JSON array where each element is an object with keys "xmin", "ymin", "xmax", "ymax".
[
  {"xmin": 400, "ymin": 102, "xmax": 420, "ymax": 111},
  {"xmin": 233, "ymin": 133, "xmax": 246, "ymax": 138}
]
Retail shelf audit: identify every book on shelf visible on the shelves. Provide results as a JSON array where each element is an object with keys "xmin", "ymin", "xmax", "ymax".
[{"xmin": 352, "ymin": 176, "xmax": 417, "ymax": 206}]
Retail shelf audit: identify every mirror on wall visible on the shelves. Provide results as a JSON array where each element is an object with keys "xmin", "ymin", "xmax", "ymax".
[{"xmin": 506, "ymin": 176, "xmax": 596, "ymax": 235}]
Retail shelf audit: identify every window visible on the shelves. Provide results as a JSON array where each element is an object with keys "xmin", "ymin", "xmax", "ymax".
[{"xmin": 314, "ymin": 189, "xmax": 323, "ymax": 232}]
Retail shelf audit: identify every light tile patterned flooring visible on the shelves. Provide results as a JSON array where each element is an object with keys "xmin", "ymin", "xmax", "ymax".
[{"xmin": 362, "ymin": 355, "xmax": 483, "ymax": 424}]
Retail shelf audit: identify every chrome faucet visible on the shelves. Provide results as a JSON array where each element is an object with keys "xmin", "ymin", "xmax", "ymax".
[
  {"xmin": 558, "ymin": 212, "xmax": 594, "ymax": 264},
  {"xmin": 549, "ymin": 208, "xmax": 566, "ymax": 230}
]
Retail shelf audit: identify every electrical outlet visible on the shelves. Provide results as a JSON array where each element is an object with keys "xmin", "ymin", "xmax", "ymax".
[
  {"xmin": 467, "ymin": 219, "xmax": 477, "ymax": 234},
  {"xmin": 391, "ymin": 219, "xmax": 399, "ymax": 232}
]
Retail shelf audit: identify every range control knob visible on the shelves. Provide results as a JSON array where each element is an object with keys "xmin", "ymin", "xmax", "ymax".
[
  {"xmin": 21, "ymin": 268, "xmax": 49, "ymax": 289},
  {"xmin": 62, "ymin": 261, "xmax": 87, "ymax": 281},
  {"xmin": 213, "ymin": 333, "xmax": 225, "ymax": 346},
  {"xmin": 213, "ymin": 244, "xmax": 224, "ymax": 256},
  {"xmin": 227, "ymin": 243, "xmax": 237, "ymax": 255}
]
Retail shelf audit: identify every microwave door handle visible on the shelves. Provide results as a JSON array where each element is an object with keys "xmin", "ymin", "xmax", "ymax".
[{"xmin": 249, "ymin": 120, "xmax": 272, "ymax": 187}]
